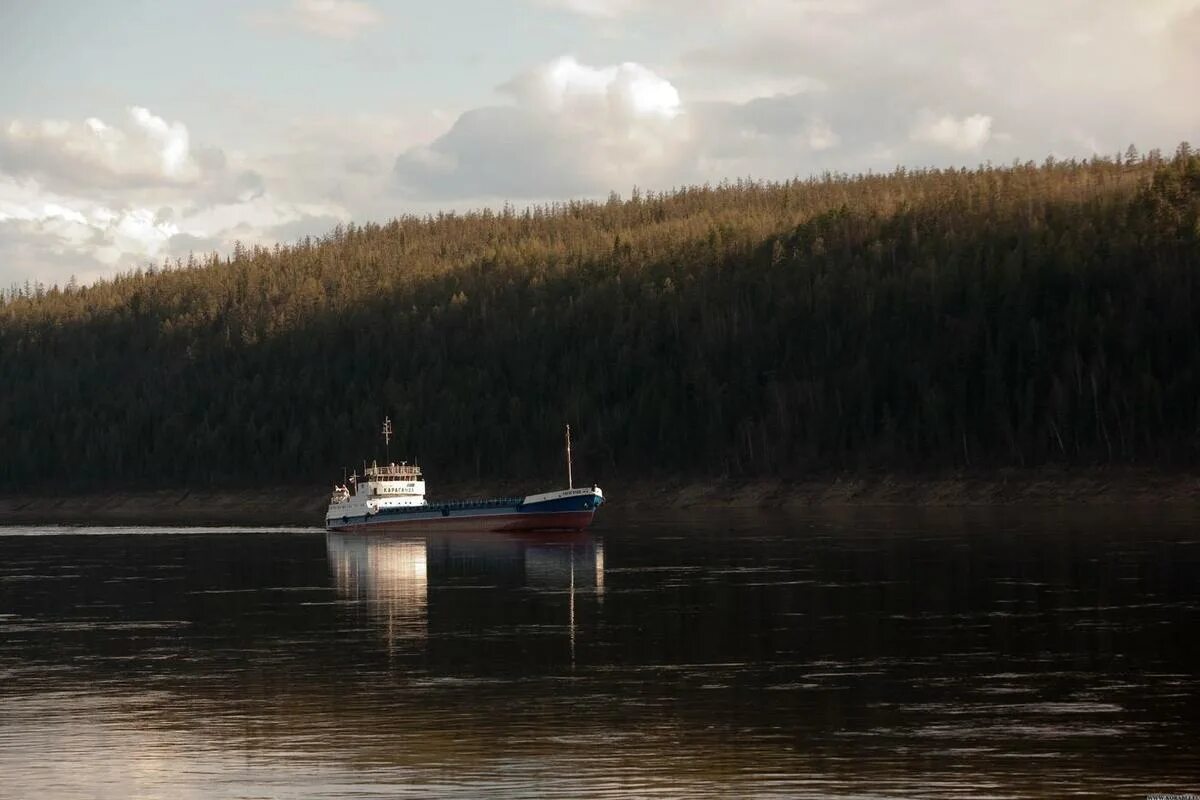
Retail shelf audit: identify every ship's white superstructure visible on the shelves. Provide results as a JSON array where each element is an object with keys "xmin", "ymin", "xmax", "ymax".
[{"xmin": 327, "ymin": 461, "xmax": 427, "ymax": 524}]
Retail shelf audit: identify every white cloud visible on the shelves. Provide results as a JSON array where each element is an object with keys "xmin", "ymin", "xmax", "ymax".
[
  {"xmin": 251, "ymin": 0, "xmax": 382, "ymax": 40},
  {"xmin": 0, "ymin": 175, "xmax": 180, "ymax": 286},
  {"xmin": 675, "ymin": 0, "xmax": 1198, "ymax": 159},
  {"xmin": 179, "ymin": 192, "xmax": 343, "ymax": 242},
  {"xmin": 502, "ymin": 56, "xmax": 681, "ymax": 120},
  {"xmin": 128, "ymin": 107, "xmax": 191, "ymax": 177},
  {"xmin": 0, "ymin": 107, "xmax": 201, "ymax": 191},
  {"xmin": 1133, "ymin": 0, "xmax": 1200, "ymax": 32},
  {"xmin": 537, "ymin": 0, "xmax": 868, "ymax": 22},
  {"xmin": 0, "ymin": 177, "xmax": 177, "ymax": 260},
  {"xmin": 910, "ymin": 112, "xmax": 994, "ymax": 152},
  {"xmin": 689, "ymin": 75, "xmax": 827, "ymax": 106},
  {"xmin": 0, "ymin": 112, "xmax": 356, "ymax": 287},
  {"xmin": 0, "ymin": 177, "xmax": 352, "ymax": 287},
  {"xmin": 535, "ymin": 0, "xmax": 642, "ymax": 18},
  {"xmin": 803, "ymin": 119, "xmax": 838, "ymax": 151},
  {"xmin": 0, "ymin": 97, "xmax": 440, "ymax": 286},
  {"xmin": 394, "ymin": 56, "xmax": 691, "ymax": 199}
]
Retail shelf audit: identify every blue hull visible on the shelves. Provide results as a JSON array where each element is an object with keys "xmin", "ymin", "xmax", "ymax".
[{"xmin": 327, "ymin": 489, "xmax": 604, "ymax": 533}]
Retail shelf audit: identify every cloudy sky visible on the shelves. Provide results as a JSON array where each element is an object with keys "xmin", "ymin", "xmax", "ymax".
[{"xmin": 1, "ymin": 0, "xmax": 1197, "ymax": 287}]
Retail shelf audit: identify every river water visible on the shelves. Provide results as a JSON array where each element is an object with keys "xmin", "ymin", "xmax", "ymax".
[{"xmin": 1, "ymin": 508, "xmax": 1197, "ymax": 798}]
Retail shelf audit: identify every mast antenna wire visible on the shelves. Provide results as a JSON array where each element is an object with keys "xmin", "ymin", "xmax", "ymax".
[
  {"xmin": 565, "ymin": 423, "xmax": 573, "ymax": 490},
  {"xmin": 382, "ymin": 417, "xmax": 393, "ymax": 464}
]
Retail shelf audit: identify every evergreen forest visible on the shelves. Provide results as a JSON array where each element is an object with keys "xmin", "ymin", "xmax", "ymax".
[{"xmin": 2, "ymin": 145, "xmax": 1199, "ymax": 491}]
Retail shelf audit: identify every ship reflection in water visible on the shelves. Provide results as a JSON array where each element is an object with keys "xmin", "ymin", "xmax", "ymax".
[
  {"xmin": 327, "ymin": 534, "xmax": 430, "ymax": 644},
  {"xmin": 326, "ymin": 531, "xmax": 604, "ymax": 658},
  {"xmin": 2, "ymin": 513, "xmax": 1199, "ymax": 798}
]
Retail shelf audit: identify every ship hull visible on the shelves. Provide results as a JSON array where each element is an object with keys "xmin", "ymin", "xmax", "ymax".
[
  {"xmin": 330, "ymin": 509, "xmax": 595, "ymax": 533},
  {"xmin": 325, "ymin": 488, "xmax": 603, "ymax": 533}
]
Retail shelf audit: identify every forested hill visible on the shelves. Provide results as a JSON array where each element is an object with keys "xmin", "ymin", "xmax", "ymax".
[{"xmin": 2, "ymin": 146, "xmax": 1199, "ymax": 491}]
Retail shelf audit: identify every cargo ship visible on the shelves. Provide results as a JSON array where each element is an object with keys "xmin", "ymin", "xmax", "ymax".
[{"xmin": 324, "ymin": 420, "xmax": 604, "ymax": 532}]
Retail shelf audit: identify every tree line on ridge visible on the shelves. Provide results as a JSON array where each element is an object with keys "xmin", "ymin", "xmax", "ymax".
[{"xmin": 1, "ymin": 144, "xmax": 1198, "ymax": 490}]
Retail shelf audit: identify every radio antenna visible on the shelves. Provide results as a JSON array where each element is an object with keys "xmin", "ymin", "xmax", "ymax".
[
  {"xmin": 382, "ymin": 417, "xmax": 393, "ymax": 464},
  {"xmin": 565, "ymin": 423, "xmax": 573, "ymax": 489}
]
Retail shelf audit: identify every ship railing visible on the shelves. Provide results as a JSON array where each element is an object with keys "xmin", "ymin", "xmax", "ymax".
[
  {"xmin": 364, "ymin": 466, "xmax": 424, "ymax": 479},
  {"xmin": 385, "ymin": 496, "xmax": 524, "ymax": 514},
  {"xmin": 434, "ymin": 497, "xmax": 524, "ymax": 511}
]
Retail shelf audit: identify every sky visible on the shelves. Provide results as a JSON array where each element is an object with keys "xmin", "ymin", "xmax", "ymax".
[{"xmin": 0, "ymin": 0, "xmax": 1197, "ymax": 287}]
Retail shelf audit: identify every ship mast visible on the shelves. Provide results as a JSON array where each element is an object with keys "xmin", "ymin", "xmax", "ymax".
[
  {"xmin": 382, "ymin": 417, "xmax": 393, "ymax": 464},
  {"xmin": 565, "ymin": 423, "xmax": 573, "ymax": 489}
]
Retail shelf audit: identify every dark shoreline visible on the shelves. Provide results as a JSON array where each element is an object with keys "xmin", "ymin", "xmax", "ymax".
[{"xmin": 3, "ymin": 468, "xmax": 1200, "ymax": 526}]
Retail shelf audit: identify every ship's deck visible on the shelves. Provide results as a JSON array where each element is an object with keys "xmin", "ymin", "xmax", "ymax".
[{"xmin": 386, "ymin": 497, "xmax": 524, "ymax": 514}]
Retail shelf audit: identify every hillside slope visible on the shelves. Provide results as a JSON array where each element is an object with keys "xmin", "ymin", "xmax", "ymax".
[{"xmin": 2, "ymin": 147, "xmax": 1198, "ymax": 490}]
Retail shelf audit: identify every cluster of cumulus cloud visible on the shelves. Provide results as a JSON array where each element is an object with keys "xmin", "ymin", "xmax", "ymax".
[
  {"xmin": 395, "ymin": 56, "xmax": 689, "ymax": 198},
  {"xmin": 2, "ymin": 0, "xmax": 1199, "ymax": 287},
  {"xmin": 0, "ymin": 105, "xmax": 344, "ymax": 285}
]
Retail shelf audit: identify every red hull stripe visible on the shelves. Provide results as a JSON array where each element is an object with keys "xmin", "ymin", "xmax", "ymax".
[{"xmin": 330, "ymin": 510, "xmax": 596, "ymax": 533}]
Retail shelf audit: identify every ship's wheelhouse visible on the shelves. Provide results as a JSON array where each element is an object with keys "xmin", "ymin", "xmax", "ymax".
[{"xmin": 351, "ymin": 461, "xmax": 427, "ymax": 507}]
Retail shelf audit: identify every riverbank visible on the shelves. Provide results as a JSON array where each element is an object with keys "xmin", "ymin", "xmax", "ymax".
[{"xmin": 3, "ymin": 468, "xmax": 1200, "ymax": 526}]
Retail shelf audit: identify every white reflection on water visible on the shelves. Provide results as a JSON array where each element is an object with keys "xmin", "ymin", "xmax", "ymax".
[
  {"xmin": 325, "ymin": 533, "xmax": 606, "ymax": 654},
  {"xmin": 524, "ymin": 540, "xmax": 603, "ymax": 592},
  {"xmin": 327, "ymin": 535, "xmax": 428, "ymax": 646}
]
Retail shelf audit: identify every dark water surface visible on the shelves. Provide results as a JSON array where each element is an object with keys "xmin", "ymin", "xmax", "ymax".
[{"xmin": 1, "ymin": 509, "xmax": 1198, "ymax": 798}]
